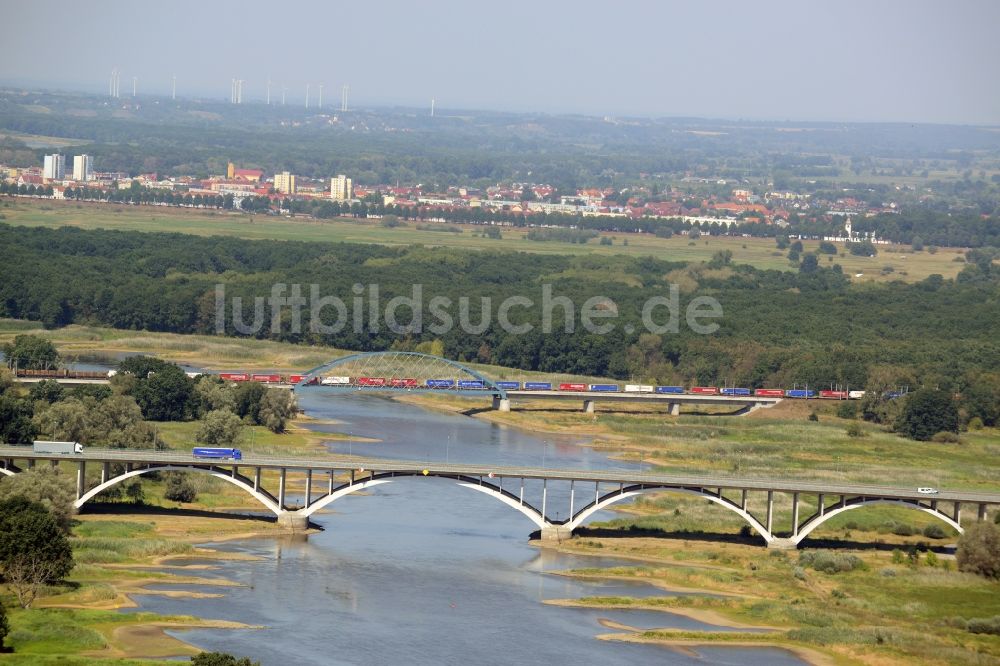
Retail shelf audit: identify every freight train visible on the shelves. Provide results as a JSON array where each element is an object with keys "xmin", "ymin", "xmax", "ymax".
[{"xmin": 14, "ymin": 367, "xmax": 877, "ymax": 399}]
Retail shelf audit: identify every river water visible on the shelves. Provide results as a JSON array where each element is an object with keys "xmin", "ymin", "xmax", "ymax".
[{"xmin": 123, "ymin": 388, "xmax": 803, "ymax": 664}]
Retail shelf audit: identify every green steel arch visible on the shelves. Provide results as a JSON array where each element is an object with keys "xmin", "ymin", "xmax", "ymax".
[{"xmin": 297, "ymin": 351, "xmax": 507, "ymax": 398}]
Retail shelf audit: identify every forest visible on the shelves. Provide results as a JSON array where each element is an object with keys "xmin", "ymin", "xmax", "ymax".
[{"xmin": 1, "ymin": 224, "xmax": 998, "ymax": 413}]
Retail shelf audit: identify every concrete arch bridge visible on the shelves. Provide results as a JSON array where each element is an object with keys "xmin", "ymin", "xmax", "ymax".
[{"xmin": 1, "ymin": 447, "xmax": 997, "ymax": 549}]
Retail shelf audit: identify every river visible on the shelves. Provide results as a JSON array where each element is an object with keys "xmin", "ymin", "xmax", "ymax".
[{"xmin": 123, "ymin": 388, "xmax": 803, "ymax": 664}]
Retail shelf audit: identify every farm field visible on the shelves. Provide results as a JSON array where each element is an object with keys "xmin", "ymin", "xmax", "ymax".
[{"xmin": 0, "ymin": 198, "xmax": 966, "ymax": 282}]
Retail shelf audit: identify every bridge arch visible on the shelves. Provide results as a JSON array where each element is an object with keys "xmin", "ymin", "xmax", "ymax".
[
  {"xmin": 74, "ymin": 465, "xmax": 282, "ymax": 515},
  {"xmin": 565, "ymin": 485, "xmax": 774, "ymax": 543},
  {"xmin": 298, "ymin": 351, "xmax": 507, "ymax": 398},
  {"xmin": 299, "ymin": 472, "xmax": 548, "ymax": 528},
  {"xmin": 792, "ymin": 498, "xmax": 964, "ymax": 545}
]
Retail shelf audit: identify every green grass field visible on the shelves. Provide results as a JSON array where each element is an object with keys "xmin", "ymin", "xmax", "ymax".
[{"xmin": 0, "ymin": 198, "xmax": 966, "ymax": 282}]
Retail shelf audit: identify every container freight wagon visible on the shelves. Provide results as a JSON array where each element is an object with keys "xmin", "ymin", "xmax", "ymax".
[
  {"xmin": 496, "ymin": 381, "xmax": 521, "ymax": 390},
  {"xmin": 819, "ymin": 390, "xmax": 849, "ymax": 400},
  {"xmin": 389, "ymin": 378, "xmax": 419, "ymax": 388},
  {"xmin": 720, "ymin": 387, "xmax": 752, "ymax": 396},
  {"xmin": 589, "ymin": 384, "xmax": 620, "ymax": 392},
  {"xmin": 356, "ymin": 377, "xmax": 387, "ymax": 387},
  {"xmin": 558, "ymin": 383, "xmax": 587, "ymax": 392},
  {"xmin": 219, "ymin": 373, "xmax": 250, "ymax": 382},
  {"xmin": 655, "ymin": 386, "xmax": 685, "ymax": 394},
  {"xmin": 251, "ymin": 374, "xmax": 282, "ymax": 383},
  {"xmin": 690, "ymin": 387, "xmax": 719, "ymax": 395},
  {"xmin": 624, "ymin": 384, "xmax": 654, "ymax": 393},
  {"xmin": 785, "ymin": 389, "xmax": 817, "ymax": 398},
  {"xmin": 457, "ymin": 380, "xmax": 486, "ymax": 389},
  {"xmin": 754, "ymin": 389, "xmax": 784, "ymax": 397},
  {"xmin": 192, "ymin": 447, "xmax": 243, "ymax": 460},
  {"xmin": 524, "ymin": 382, "xmax": 552, "ymax": 391},
  {"xmin": 426, "ymin": 379, "xmax": 456, "ymax": 389},
  {"xmin": 321, "ymin": 376, "xmax": 351, "ymax": 385}
]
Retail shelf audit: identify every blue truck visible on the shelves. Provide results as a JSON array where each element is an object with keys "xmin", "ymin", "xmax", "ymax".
[{"xmin": 192, "ymin": 447, "xmax": 243, "ymax": 460}]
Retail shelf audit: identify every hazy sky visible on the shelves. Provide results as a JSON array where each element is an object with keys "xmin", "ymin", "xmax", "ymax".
[{"xmin": 3, "ymin": 0, "xmax": 999, "ymax": 124}]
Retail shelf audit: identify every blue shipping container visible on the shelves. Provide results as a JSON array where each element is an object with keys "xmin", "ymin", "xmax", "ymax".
[
  {"xmin": 785, "ymin": 390, "xmax": 815, "ymax": 398},
  {"xmin": 721, "ymin": 388, "xmax": 752, "ymax": 396},
  {"xmin": 193, "ymin": 447, "xmax": 242, "ymax": 460},
  {"xmin": 457, "ymin": 380, "xmax": 486, "ymax": 389},
  {"xmin": 496, "ymin": 381, "xmax": 521, "ymax": 390},
  {"xmin": 524, "ymin": 382, "xmax": 552, "ymax": 390},
  {"xmin": 655, "ymin": 386, "xmax": 685, "ymax": 394},
  {"xmin": 426, "ymin": 379, "xmax": 455, "ymax": 388},
  {"xmin": 589, "ymin": 384, "xmax": 620, "ymax": 392}
]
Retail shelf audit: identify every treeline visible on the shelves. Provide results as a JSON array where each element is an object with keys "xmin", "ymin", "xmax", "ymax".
[
  {"xmin": 852, "ymin": 210, "xmax": 1000, "ymax": 247},
  {"xmin": 0, "ymin": 224, "xmax": 998, "ymax": 404}
]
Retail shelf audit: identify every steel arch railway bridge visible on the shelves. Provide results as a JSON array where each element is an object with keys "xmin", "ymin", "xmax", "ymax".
[
  {"xmin": 1, "ymin": 446, "xmax": 997, "ymax": 549},
  {"xmin": 296, "ymin": 351, "xmax": 782, "ymax": 414}
]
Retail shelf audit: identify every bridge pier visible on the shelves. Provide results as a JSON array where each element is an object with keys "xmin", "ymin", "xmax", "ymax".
[
  {"xmin": 767, "ymin": 538, "xmax": 797, "ymax": 550},
  {"xmin": 277, "ymin": 511, "xmax": 309, "ymax": 531},
  {"xmin": 583, "ymin": 400, "xmax": 595, "ymax": 414},
  {"xmin": 540, "ymin": 525, "xmax": 574, "ymax": 542},
  {"xmin": 668, "ymin": 402, "xmax": 680, "ymax": 416},
  {"xmin": 491, "ymin": 396, "xmax": 511, "ymax": 412}
]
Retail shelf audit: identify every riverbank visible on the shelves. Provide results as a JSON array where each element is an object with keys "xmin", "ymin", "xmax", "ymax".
[
  {"xmin": 4, "ymin": 510, "xmax": 292, "ymax": 663},
  {"xmin": 530, "ymin": 533, "xmax": 1000, "ymax": 665}
]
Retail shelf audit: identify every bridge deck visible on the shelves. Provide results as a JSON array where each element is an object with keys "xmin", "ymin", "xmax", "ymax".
[{"xmin": 2, "ymin": 446, "xmax": 995, "ymax": 505}]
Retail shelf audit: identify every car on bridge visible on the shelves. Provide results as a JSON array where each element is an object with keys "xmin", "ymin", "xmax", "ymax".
[{"xmin": 917, "ymin": 487, "xmax": 939, "ymax": 494}]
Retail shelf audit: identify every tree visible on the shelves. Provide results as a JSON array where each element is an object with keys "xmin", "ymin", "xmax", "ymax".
[
  {"xmin": 257, "ymin": 389, "xmax": 297, "ymax": 433},
  {"xmin": 28, "ymin": 379, "xmax": 65, "ymax": 404},
  {"xmin": 191, "ymin": 652, "xmax": 260, "ymax": 666},
  {"xmin": 117, "ymin": 357, "xmax": 194, "ymax": 421},
  {"xmin": 164, "ymin": 472, "xmax": 197, "ymax": 503},
  {"xmin": 897, "ymin": 388, "xmax": 959, "ymax": 441},
  {"xmin": 0, "ymin": 497, "xmax": 74, "ymax": 608},
  {"xmin": 0, "ymin": 467, "xmax": 77, "ymax": 533},
  {"xmin": 196, "ymin": 410, "xmax": 244, "ymax": 446},
  {"xmin": 957, "ymin": 522, "xmax": 1000, "ymax": 579},
  {"xmin": 799, "ymin": 254, "xmax": 819, "ymax": 273},
  {"xmin": 233, "ymin": 382, "xmax": 267, "ymax": 423},
  {"xmin": 2, "ymin": 334, "xmax": 59, "ymax": 370},
  {"xmin": 0, "ymin": 393, "xmax": 36, "ymax": 444},
  {"xmin": 0, "ymin": 599, "xmax": 8, "ymax": 651},
  {"xmin": 818, "ymin": 241, "xmax": 837, "ymax": 255}
]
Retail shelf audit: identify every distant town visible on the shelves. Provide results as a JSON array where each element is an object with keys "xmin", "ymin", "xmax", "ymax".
[{"xmin": 2, "ymin": 151, "xmax": 910, "ymax": 244}]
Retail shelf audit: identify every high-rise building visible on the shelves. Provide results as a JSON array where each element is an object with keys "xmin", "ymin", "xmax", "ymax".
[
  {"xmin": 330, "ymin": 174, "xmax": 353, "ymax": 200},
  {"xmin": 72, "ymin": 155, "xmax": 94, "ymax": 181},
  {"xmin": 43, "ymin": 154, "xmax": 65, "ymax": 180},
  {"xmin": 274, "ymin": 171, "xmax": 296, "ymax": 194}
]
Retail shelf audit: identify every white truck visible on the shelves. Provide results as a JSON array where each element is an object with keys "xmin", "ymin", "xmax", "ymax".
[{"xmin": 32, "ymin": 440, "xmax": 84, "ymax": 455}]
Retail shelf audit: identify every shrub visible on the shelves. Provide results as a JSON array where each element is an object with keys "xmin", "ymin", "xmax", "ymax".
[
  {"xmin": 845, "ymin": 423, "xmax": 867, "ymax": 438},
  {"xmin": 799, "ymin": 550, "xmax": 865, "ymax": 574},
  {"xmin": 932, "ymin": 431, "xmax": 961, "ymax": 443},
  {"xmin": 163, "ymin": 473, "xmax": 197, "ymax": 503},
  {"xmin": 925, "ymin": 551, "xmax": 939, "ymax": 567},
  {"xmin": 922, "ymin": 524, "xmax": 947, "ymax": 539},
  {"xmin": 808, "ymin": 411, "xmax": 819, "ymax": 422},
  {"xmin": 967, "ymin": 617, "xmax": 1000, "ymax": 635},
  {"xmin": 968, "ymin": 416, "xmax": 984, "ymax": 431},
  {"xmin": 891, "ymin": 523, "xmax": 915, "ymax": 537},
  {"xmin": 891, "ymin": 549, "xmax": 905, "ymax": 564},
  {"xmin": 956, "ymin": 522, "xmax": 1000, "ymax": 579},
  {"xmin": 837, "ymin": 402, "xmax": 859, "ymax": 419}
]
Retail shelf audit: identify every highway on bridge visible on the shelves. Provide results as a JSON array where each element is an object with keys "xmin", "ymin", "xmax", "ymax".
[
  {"xmin": 3, "ymin": 446, "xmax": 997, "ymax": 505},
  {"xmin": 4, "ymin": 446, "xmax": 997, "ymax": 548}
]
